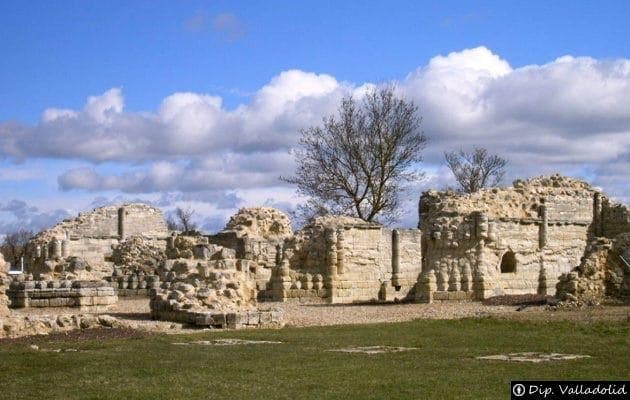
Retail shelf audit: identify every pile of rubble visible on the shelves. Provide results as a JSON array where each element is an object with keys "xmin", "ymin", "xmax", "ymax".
[
  {"xmin": 150, "ymin": 234, "xmax": 282, "ymax": 329},
  {"xmin": 556, "ymin": 233, "xmax": 630, "ymax": 303},
  {"xmin": 223, "ymin": 207, "xmax": 293, "ymax": 239},
  {"xmin": 111, "ymin": 236, "xmax": 166, "ymax": 275}
]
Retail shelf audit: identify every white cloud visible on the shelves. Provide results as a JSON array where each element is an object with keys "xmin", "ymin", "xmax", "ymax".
[{"xmin": 1, "ymin": 46, "xmax": 629, "ymax": 231}]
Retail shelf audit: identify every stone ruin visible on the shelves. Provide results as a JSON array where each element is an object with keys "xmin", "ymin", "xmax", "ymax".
[
  {"xmin": 263, "ymin": 215, "xmax": 422, "ymax": 303},
  {"xmin": 150, "ymin": 231, "xmax": 283, "ymax": 329},
  {"xmin": 0, "ymin": 175, "xmax": 628, "ymax": 335},
  {"xmin": 24, "ymin": 203, "xmax": 168, "ymax": 281},
  {"xmin": 418, "ymin": 175, "xmax": 630, "ymax": 302},
  {"xmin": 7, "ymin": 280, "xmax": 116, "ymax": 311},
  {"xmin": 0, "ymin": 253, "xmax": 9, "ymax": 317}
]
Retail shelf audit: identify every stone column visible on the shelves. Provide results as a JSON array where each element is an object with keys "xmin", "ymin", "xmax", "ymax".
[
  {"xmin": 391, "ymin": 230, "xmax": 401, "ymax": 287},
  {"xmin": 593, "ymin": 192, "xmax": 603, "ymax": 237},
  {"xmin": 61, "ymin": 239, "xmax": 69, "ymax": 258},
  {"xmin": 538, "ymin": 204, "xmax": 548, "ymax": 249},
  {"xmin": 41, "ymin": 242, "xmax": 49, "ymax": 260},
  {"xmin": 118, "ymin": 206, "xmax": 126, "ymax": 240},
  {"xmin": 417, "ymin": 270, "xmax": 436, "ymax": 303},
  {"xmin": 474, "ymin": 212, "xmax": 489, "ymax": 240},
  {"xmin": 51, "ymin": 239, "xmax": 62, "ymax": 259},
  {"xmin": 336, "ymin": 229, "xmax": 345, "ymax": 275},
  {"xmin": 325, "ymin": 229, "xmax": 338, "ymax": 282}
]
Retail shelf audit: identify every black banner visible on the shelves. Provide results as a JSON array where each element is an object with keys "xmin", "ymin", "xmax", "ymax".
[{"xmin": 511, "ymin": 381, "xmax": 629, "ymax": 399}]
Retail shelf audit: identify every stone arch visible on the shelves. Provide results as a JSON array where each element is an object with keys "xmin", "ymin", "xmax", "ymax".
[{"xmin": 500, "ymin": 251, "xmax": 517, "ymax": 273}]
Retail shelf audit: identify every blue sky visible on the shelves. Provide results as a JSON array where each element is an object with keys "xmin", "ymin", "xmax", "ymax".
[{"xmin": 0, "ymin": 1, "xmax": 629, "ymax": 234}]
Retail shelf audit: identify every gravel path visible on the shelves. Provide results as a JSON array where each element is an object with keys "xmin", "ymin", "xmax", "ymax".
[
  {"xmin": 9, "ymin": 297, "xmax": 630, "ymax": 336},
  {"xmin": 271, "ymin": 302, "xmax": 515, "ymax": 327}
]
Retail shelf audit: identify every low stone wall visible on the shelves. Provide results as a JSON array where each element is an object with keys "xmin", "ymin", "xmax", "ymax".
[
  {"xmin": 7, "ymin": 280, "xmax": 117, "ymax": 311},
  {"xmin": 150, "ymin": 306, "xmax": 283, "ymax": 329},
  {"xmin": 104, "ymin": 272, "xmax": 160, "ymax": 296}
]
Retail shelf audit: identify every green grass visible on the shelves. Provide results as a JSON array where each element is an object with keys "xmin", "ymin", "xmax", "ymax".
[{"xmin": 0, "ymin": 318, "xmax": 628, "ymax": 399}]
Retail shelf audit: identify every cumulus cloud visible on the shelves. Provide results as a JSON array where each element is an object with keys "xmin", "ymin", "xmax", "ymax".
[{"xmin": 1, "ymin": 46, "xmax": 629, "ymax": 230}]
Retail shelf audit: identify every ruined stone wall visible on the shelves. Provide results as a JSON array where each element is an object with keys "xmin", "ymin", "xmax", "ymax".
[
  {"xmin": 0, "ymin": 253, "xmax": 10, "ymax": 316},
  {"xmin": 25, "ymin": 203, "xmax": 168, "ymax": 279},
  {"xmin": 266, "ymin": 216, "xmax": 422, "ymax": 303},
  {"xmin": 419, "ymin": 175, "xmax": 599, "ymax": 301},
  {"xmin": 602, "ymin": 198, "xmax": 630, "ymax": 238}
]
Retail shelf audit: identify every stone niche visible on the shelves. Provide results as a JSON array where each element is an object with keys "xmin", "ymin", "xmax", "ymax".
[{"xmin": 417, "ymin": 174, "xmax": 629, "ymax": 302}]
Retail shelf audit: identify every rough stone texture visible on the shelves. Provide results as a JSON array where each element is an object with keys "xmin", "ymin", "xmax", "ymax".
[
  {"xmin": 263, "ymin": 215, "xmax": 422, "ymax": 303},
  {"xmin": 208, "ymin": 208, "xmax": 291, "ymax": 284},
  {"xmin": 0, "ymin": 313, "xmax": 147, "ymax": 339},
  {"xmin": 7, "ymin": 280, "xmax": 117, "ymax": 311},
  {"xmin": 418, "ymin": 174, "xmax": 629, "ymax": 302},
  {"xmin": 150, "ymin": 238, "xmax": 282, "ymax": 328},
  {"xmin": 556, "ymin": 233, "xmax": 630, "ymax": 302},
  {"xmin": 25, "ymin": 203, "xmax": 168, "ymax": 280},
  {"xmin": 0, "ymin": 253, "xmax": 10, "ymax": 316},
  {"xmin": 223, "ymin": 207, "xmax": 293, "ymax": 240}
]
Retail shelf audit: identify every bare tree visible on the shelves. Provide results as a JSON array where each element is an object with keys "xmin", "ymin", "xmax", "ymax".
[
  {"xmin": 175, "ymin": 207, "xmax": 198, "ymax": 233},
  {"xmin": 283, "ymin": 86, "xmax": 427, "ymax": 223},
  {"xmin": 1, "ymin": 229, "xmax": 34, "ymax": 265},
  {"xmin": 444, "ymin": 147, "xmax": 508, "ymax": 193},
  {"xmin": 165, "ymin": 216, "xmax": 179, "ymax": 231}
]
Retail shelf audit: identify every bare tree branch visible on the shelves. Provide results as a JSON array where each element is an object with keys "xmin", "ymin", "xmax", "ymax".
[
  {"xmin": 282, "ymin": 86, "xmax": 427, "ymax": 223},
  {"xmin": 444, "ymin": 147, "xmax": 508, "ymax": 193},
  {"xmin": 1, "ymin": 229, "xmax": 34, "ymax": 265}
]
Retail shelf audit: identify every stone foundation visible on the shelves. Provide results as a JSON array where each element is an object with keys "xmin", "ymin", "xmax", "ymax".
[
  {"xmin": 8, "ymin": 280, "xmax": 117, "ymax": 311},
  {"xmin": 150, "ymin": 307, "xmax": 283, "ymax": 329}
]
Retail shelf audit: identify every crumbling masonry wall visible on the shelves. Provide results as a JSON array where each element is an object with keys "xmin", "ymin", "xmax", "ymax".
[
  {"xmin": 418, "ymin": 175, "xmax": 605, "ymax": 301},
  {"xmin": 264, "ymin": 216, "xmax": 422, "ymax": 303},
  {"xmin": 25, "ymin": 203, "xmax": 168, "ymax": 279}
]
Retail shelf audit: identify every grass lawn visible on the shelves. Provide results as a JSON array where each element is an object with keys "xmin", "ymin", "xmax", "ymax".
[{"xmin": 0, "ymin": 317, "xmax": 628, "ymax": 399}]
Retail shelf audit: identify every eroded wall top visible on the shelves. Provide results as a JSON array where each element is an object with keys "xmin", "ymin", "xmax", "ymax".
[
  {"xmin": 31, "ymin": 203, "xmax": 168, "ymax": 243},
  {"xmin": 420, "ymin": 174, "xmax": 598, "ymax": 224}
]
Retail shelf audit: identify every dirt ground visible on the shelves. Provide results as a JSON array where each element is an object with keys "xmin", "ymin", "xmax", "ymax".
[{"xmin": 4, "ymin": 296, "xmax": 629, "ymax": 343}]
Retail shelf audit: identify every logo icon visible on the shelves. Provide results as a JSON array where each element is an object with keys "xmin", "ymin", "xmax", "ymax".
[{"xmin": 513, "ymin": 384, "xmax": 526, "ymax": 397}]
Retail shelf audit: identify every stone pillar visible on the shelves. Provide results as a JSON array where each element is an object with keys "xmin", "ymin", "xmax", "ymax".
[
  {"xmin": 275, "ymin": 244, "xmax": 283, "ymax": 267},
  {"xmin": 51, "ymin": 239, "xmax": 62, "ymax": 259},
  {"xmin": 61, "ymin": 239, "xmax": 69, "ymax": 258},
  {"xmin": 325, "ymin": 229, "xmax": 338, "ymax": 284},
  {"xmin": 41, "ymin": 242, "xmax": 49, "ymax": 260},
  {"xmin": 538, "ymin": 204, "xmax": 548, "ymax": 250},
  {"xmin": 474, "ymin": 212, "xmax": 489, "ymax": 240},
  {"xmin": 336, "ymin": 229, "xmax": 345, "ymax": 275},
  {"xmin": 593, "ymin": 192, "xmax": 603, "ymax": 237},
  {"xmin": 391, "ymin": 229, "xmax": 401, "ymax": 287},
  {"xmin": 537, "ymin": 263, "xmax": 547, "ymax": 296},
  {"xmin": 437, "ymin": 266, "xmax": 448, "ymax": 292},
  {"xmin": 166, "ymin": 234, "xmax": 175, "ymax": 251},
  {"xmin": 448, "ymin": 265, "xmax": 460, "ymax": 291},
  {"xmin": 324, "ymin": 229, "xmax": 338, "ymax": 302},
  {"xmin": 417, "ymin": 270, "xmax": 436, "ymax": 303},
  {"xmin": 118, "ymin": 206, "xmax": 126, "ymax": 240},
  {"xmin": 461, "ymin": 261, "xmax": 472, "ymax": 292}
]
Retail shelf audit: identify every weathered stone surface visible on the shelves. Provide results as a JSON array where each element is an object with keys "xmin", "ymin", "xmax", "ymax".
[
  {"xmin": 223, "ymin": 207, "xmax": 293, "ymax": 239},
  {"xmin": 264, "ymin": 215, "xmax": 422, "ymax": 304},
  {"xmin": 24, "ymin": 203, "xmax": 168, "ymax": 280},
  {"xmin": 418, "ymin": 174, "xmax": 629, "ymax": 302},
  {"xmin": 0, "ymin": 253, "xmax": 10, "ymax": 316},
  {"xmin": 7, "ymin": 280, "xmax": 117, "ymax": 311}
]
